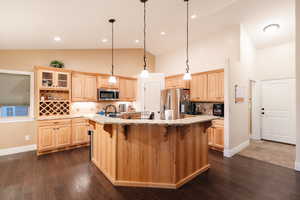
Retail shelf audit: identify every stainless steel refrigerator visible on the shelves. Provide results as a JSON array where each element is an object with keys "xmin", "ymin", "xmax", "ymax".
[{"xmin": 160, "ymin": 89, "xmax": 190, "ymax": 120}]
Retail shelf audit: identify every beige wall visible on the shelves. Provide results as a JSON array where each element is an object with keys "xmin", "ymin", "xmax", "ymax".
[
  {"xmin": 0, "ymin": 49, "xmax": 155, "ymax": 150},
  {"xmin": 0, "ymin": 49, "xmax": 155, "ymax": 76},
  {"xmin": 156, "ymin": 25, "xmax": 240, "ymax": 75},
  {"xmin": 0, "ymin": 121, "xmax": 36, "ymax": 149},
  {"xmin": 227, "ymin": 26, "xmax": 256, "ymax": 150},
  {"xmin": 256, "ymin": 41, "xmax": 295, "ymax": 80},
  {"xmin": 296, "ymin": 1, "xmax": 300, "ymax": 169}
]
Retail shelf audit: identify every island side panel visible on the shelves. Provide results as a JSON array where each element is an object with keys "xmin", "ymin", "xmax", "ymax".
[
  {"xmin": 116, "ymin": 125, "xmax": 177, "ymax": 187},
  {"xmin": 175, "ymin": 123, "xmax": 210, "ymax": 186},
  {"xmin": 92, "ymin": 123, "xmax": 117, "ymax": 182}
]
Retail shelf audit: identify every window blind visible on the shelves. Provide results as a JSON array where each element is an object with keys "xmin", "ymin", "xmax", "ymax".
[{"xmin": 0, "ymin": 73, "xmax": 30, "ymax": 106}]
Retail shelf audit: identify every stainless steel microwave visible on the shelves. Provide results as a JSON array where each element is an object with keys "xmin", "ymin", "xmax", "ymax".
[{"xmin": 98, "ymin": 89, "xmax": 119, "ymax": 101}]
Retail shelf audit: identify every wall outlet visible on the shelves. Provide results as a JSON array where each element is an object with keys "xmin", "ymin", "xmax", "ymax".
[{"xmin": 25, "ymin": 135, "xmax": 31, "ymax": 141}]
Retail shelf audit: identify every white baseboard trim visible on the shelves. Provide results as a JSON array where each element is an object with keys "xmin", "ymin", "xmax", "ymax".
[
  {"xmin": 295, "ymin": 162, "xmax": 300, "ymax": 172},
  {"xmin": 0, "ymin": 144, "xmax": 37, "ymax": 156},
  {"xmin": 223, "ymin": 140, "xmax": 250, "ymax": 158},
  {"xmin": 250, "ymin": 135, "xmax": 261, "ymax": 140}
]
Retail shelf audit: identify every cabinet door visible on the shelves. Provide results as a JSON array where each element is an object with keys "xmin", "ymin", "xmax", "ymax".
[
  {"xmin": 40, "ymin": 70, "xmax": 55, "ymax": 88},
  {"xmin": 213, "ymin": 127, "xmax": 224, "ymax": 149},
  {"xmin": 56, "ymin": 125, "xmax": 72, "ymax": 148},
  {"xmin": 72, "ymin": 75, "xmax": 85, "ymax": 101},
  {"xmin": 84, "ymin": 76, "xmax": 97, "ymax": 101},
  {"xmin": 119, "ymin": 78, "xmax": 137, "ymax": 101},
  {"xmin": 72, "ymin": 124, "xmax": 89, "ymax": 145},
  {"xmin": 38, "ymin": 126, "xmax": 56, "ymax": 151},
  {"xmin": 127, "ymin": 79, "xmax": 137, "ymax": 100},
  {"xmin": 207, "ymin": 71, "xmax": 224, "ymax": 102},
  {"xmin": 56, "ymin": 72, "xmax": 70, "ymax": 89},
  {"xmin": 97, "ymin": 76, "xmax": 119, "ymax": 89},
  {"xmin": 190, "ymin": 74, "xmax": 207, "ymax": 101},
  {"xmin": 217, "ymin": 72, "xmax": 224, "ymax": 101}
]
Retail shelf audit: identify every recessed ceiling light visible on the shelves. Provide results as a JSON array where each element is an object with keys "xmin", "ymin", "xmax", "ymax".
[
  {"xmin": 160, "ymin": 32, "xmax": 166, "ymax": 36},
  {"xmin": 135, "ymin": 39, "xmax": 140, "ymax": 43},
  {"xmin": 102, "ymin": 38, "xmax": 108, "ymax": 43},
  {"xmin": 263, "ymin": 24, "xmax": 280, "ymax": 33},
  {"xmin": 53, "ymin": 36, "xmax": 61, "ymax": 42},
  {"xmin": 191, "ymin": 14, "xmax": 197, "ymax": 19}
]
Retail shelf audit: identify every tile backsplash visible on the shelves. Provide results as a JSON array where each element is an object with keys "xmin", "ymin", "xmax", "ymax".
[{"xmin": 71, "ymin": 102, "xmax": 134, "ymax": 115}]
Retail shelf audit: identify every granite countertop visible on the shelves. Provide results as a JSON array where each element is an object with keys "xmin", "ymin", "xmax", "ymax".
[{"xmin": 86, "ymin": 115, "xmax": 219, "ymax": 126}]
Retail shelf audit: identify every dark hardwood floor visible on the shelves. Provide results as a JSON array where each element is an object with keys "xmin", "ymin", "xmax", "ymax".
[{"xmin": 0, "ymin": 148, "xmax": 299, "ymax": 200}]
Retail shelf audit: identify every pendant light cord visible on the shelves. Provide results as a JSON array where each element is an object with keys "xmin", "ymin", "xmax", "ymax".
[
  {"xmin": 112, "ymin": 20, "xmax": 114, "ymax": 76},
  {"xmin": 186, "ymin": 0, "xmax": 190, "ymax": 73},
  {"xmin": 143, "ymin": 1, "xmax": 147, "ymax": 71}
]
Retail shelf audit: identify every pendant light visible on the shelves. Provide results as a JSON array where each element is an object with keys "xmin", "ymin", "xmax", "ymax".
[
  {"xmin": 140, "ymin": 0, "xmax": 149, "ymax": 78},
  {"xmin": 183, "ymin": 0, "xmax": 192, "ymax": 80},
  {"xmin": 108, "ymin": 18, "xmax": 117, "ymax": 84}
]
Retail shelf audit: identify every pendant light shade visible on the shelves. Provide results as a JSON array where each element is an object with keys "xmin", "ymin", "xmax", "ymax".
[
  {"xmin": 183, "ymin": 0, "xmax": 191, "ymax": 80},
  {"xmin": 109, "ymin": 18, "xmax": 117, "ymax": 84},
  {"xmin": 140, "ymin": 0, "xmax": 149, "ymax": 78}
]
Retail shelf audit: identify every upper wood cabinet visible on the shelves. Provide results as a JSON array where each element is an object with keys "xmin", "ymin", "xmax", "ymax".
[
  {"xmin": 190, "ymin": 73, "xmax": 208, "ymax": 101},
  {"xmin": 37, "ymin": 68, "xmax": 71, "ymax": 90},
  {"xmin": 72, "ymin": 73, "xmax": 97, "ymax": 102},
  {"xmin": 190, "ymin": 69, "xmax": 224, "ymax": 102},
  {"xmin": 119, "ymin": 77, "xmax": 137, "ymax": 101},
  {"xmin": 97, "ymin": 75, "xmax": 119, "ymax": 89},
  {"xmin": 165, "ymin": 75, "xmax": 190, "ymax": 89},
  {"xmin": 207, "ymin": 71, "xmax": 224, "ymax": 102}
]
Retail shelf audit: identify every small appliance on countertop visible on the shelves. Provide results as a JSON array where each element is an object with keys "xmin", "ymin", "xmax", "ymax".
[{"xmin": 213, "ymin": 103, "xmax": 224, "ymax": 117}]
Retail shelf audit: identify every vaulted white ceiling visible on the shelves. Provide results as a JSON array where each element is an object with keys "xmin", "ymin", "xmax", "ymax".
[{"xmin": 0, "ymin": 0, "xmax": 295, "ymax": 55}]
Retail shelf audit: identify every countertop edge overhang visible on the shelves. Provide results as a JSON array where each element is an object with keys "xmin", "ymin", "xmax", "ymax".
[{"xmin": 86, "ymin": 115, "xmax": 219, "ymax": 126}]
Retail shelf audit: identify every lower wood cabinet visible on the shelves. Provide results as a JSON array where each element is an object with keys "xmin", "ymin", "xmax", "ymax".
[
  {"xmin": 37, "ymin": 118, "xmax": 90, "ymax": 155},
  {"xmin": 71, "ymin": 118, "xmax": 90, "ymax": 145},
  {"xmin": 208, "ymin": 119, "xmax": 224, "ymax": 151}
]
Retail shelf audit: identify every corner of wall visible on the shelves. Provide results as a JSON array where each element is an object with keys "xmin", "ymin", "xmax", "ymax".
[
  {"xmin": 223, "ymin": 139, "xmax": 250, "ymax": 158},
  {"xmin": 295, "ymin": 161, "xmax": 300, "ymax": 172}
]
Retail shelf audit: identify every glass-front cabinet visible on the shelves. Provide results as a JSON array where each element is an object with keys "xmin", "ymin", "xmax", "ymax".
[{"xmin": 39, "ymin": 70, "xmax": 70, "ymax": 90}]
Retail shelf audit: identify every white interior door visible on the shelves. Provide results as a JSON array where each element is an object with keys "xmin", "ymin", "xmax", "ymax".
[{"xmin": 260, "ymin": 79, "xmax": 296, "ymax": 144}]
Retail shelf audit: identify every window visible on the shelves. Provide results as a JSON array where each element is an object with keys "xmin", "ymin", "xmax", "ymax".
[{"xmin": 0, "ymin": 70, "xmax": 34, "ymax": 122}]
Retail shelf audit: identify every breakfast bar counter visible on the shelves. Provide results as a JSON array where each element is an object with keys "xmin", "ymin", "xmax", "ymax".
[{"xmin": 88, "ymin": 115, "xmax": 218, "ymax": 189}]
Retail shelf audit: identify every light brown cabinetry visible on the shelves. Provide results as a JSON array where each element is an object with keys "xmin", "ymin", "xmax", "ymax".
[
  {"xmin": 97, "ymin": 75, "xmax": 119, "ymax": 89},
  {"xmin": 208, "ymin": 119, "xmax": 224, "ymax": 151},
  {"xmin": 190, "ymin": 69, "xmax": 224, "ymax": 102},
  {"xmin": 72, "ymin": 73, "xmax": 97, "ymax": 102},
  {"xmin": 37, "ymin": 119, "xmax": 72, "ymax": 154},
  {"xmin": 207, "ymin": 71, "xmax": 224, "ymax": 102},
  {"xmin": 71, "ymin": 118, "xmax": 90, "ymax": 145},
  {"xmin": 37, "ymin": 69, "xmax": 71, "ymax": 90},
  {"xmin": 165, "ymin": 75, "xmax": 190, "ymax": 89},
  {"xmin": 119, "ymin": 77, "xmax": 137, "ymax": 101},
  {"xmin": 35, "ymin": 66, "xmax": 71, "ymax": 118},
  {"xmin": 37, "ymin": 118, "xmax": 90, "ymax": 155},
  {"xmin": 190, "ymin": 73, "xmax": 208, "ymax": 101}
]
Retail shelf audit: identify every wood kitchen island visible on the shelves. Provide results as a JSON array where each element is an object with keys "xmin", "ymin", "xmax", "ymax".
[{"xmin": 88, "ymin": 115, "xmax": 218, "ymax": 189}]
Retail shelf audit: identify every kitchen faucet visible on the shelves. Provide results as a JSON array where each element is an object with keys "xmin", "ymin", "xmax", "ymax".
[{"xmin": 104, "ymin": 104, "xmax": 117, "ymax": 116}]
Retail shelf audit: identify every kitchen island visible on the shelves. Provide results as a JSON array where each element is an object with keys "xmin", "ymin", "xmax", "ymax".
[{"xmin": 88, "ymin": 115, "xmax": 219, "ymax": 189}]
